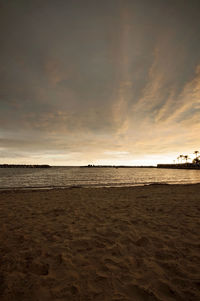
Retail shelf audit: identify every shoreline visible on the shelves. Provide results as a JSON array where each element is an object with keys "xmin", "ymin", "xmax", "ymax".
[{"xmin": 0, "ymin": 181, "xmax": 200, "ymax": 192}]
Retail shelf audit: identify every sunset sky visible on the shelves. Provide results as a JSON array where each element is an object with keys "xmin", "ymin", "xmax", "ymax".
[{"xmin": 1, "ymin": 0, "xmax": 200, "ymax": 166}]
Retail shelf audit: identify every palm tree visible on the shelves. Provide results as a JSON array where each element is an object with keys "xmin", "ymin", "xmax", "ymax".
[
  {"xmin": 179, "ymin": 155, "xmax": 183, "ymax": 163},
  {"xmin": 184, "ymin": 155, "xmax": 190, "ymax": 163},
  {"xmin": 193, "ymin": 157, "xmax": 200, "ymax": 165},
  {"xmin": 194, "ymin": 151, "xmax": 199, "ymax": 158},
  {"xmin": 177, "ymin": 156, "xmax": 180, "ymax": 163}
]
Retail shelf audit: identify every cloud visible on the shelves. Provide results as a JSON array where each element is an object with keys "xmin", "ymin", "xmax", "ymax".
[{"xmin": 0, "ymin": 0, "xmax": 200, "ymax": 164}]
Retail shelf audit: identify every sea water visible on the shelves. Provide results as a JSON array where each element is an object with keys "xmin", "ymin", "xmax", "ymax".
[{"xmin": 0, "ymin": 167, "xmax": 200, "ymax": 189}]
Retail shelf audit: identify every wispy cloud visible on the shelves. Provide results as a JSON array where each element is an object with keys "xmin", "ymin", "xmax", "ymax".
[{"xmin": 0, "ymin": 0, "xmax": 200, "ymax": 164}]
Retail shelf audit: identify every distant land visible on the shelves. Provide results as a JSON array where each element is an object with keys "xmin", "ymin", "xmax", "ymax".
[
  {"xmin": 0, "ymin": 164, "xmax": 51, "ymax": 168},
  {"xmin": 0, "ymin": 164, "xmax": 200, "ymax": 169},
  {"xmin": 157, "ymin": 163, "xmax": 200, "ymax": 170},
  {"xmin": 81, "ymin": 164, "xmax": 200, "ymax": 169},
  {"xmin": 81, "ymin": 165, "xmax": 156, "ymax": 168}
]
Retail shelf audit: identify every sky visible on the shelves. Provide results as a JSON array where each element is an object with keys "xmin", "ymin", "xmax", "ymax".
[{"xmin": 0, "ymin": 0, "xmax": 200, "ymax": 166}]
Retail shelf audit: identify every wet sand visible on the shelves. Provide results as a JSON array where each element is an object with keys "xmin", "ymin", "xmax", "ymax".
[{"xmin": 0, "ymin": 184, "xmax": 200, "ymax": 300}]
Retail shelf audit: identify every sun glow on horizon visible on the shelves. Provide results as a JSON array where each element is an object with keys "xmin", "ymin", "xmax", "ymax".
[{"xmin": 2, "ymin": 151, "xmax": 198, "ymax": 167}]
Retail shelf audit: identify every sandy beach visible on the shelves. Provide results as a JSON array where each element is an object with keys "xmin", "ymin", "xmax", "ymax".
[{"xmin": 0, "ymin": 184, "xmax": 200, "ymax": 301}]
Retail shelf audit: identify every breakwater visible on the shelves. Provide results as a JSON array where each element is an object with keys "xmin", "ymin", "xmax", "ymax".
[
  {"xmin": 0, "ymin": 164, "xmax": 51, "ymax": 168},
  {"xmin": 157, "ymin": 163, "xmax": 200, "ymax": 170}
]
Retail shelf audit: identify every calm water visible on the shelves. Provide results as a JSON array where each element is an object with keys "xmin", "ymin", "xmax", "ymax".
[{"xmin": 0, "ymin": 167, "xmax": 200, "ymax": 189}]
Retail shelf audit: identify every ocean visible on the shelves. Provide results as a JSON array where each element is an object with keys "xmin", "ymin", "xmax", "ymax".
[{"xmin": 0, "ymin": 166, "xmax": 200, "ymax": 189}]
